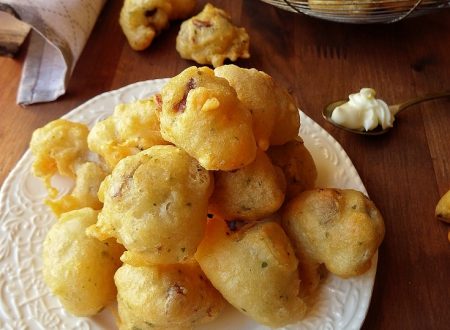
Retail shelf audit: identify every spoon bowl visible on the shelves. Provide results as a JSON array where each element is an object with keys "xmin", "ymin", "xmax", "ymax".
[{"xmin": 322, "ymin": 91, "xmax": 450, "ymax": 136}]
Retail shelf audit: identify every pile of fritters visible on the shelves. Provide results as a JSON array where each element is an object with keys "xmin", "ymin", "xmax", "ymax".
[{"xmin": 31, "ymin": 65, "xmax": 385, "ymax": 329}]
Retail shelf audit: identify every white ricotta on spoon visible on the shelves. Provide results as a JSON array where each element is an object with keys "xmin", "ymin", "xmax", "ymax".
[{"xmin": 331, "ymin": 88, "xmax": 394, "ymax": 131}]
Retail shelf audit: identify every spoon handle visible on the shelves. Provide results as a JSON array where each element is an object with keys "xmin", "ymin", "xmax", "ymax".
[{"xmin": 392, "ymin": 91, "xmax": 450, "ymax": 115}]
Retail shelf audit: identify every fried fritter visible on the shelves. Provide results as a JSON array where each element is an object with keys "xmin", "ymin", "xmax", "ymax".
[
  {"xmin": 30, "ymin": 119, "xmax": 89, "ymax": 198},
  {"xmin": 267, "ymin": 138, "xmax": 317, "ymax": 200},
  {"xmin": 176, "ymin": 3, "xmax": 250, "ymax": 68},
  {"xmin": 46, "ymin": 162, "xmax": 107, "ymax": 217},
  {"xmin": 120, "ymin": 0, "xmax": 197, "ymax": 51},
  {"xmin": 436, "ymin": 189, "xmax": 450, "ymax": 223},
  {"xmin": 209, "ymin": 150, "xmax": 286, "ymax": 221},
  {"xmin": 87, "ymin": 145, "xmax": 213, "ymax": 265},
  {"xmin": 296, "ymin": 256, "xmax": 324, "ymax": 300},
  {"xmin": 88, "ymin": 96, "xmax": 169, "ymax": 170},
  {"xmin": 42, "ymin": 208, "xmax": 123, "ymax": 316},
  {"xmin": 115, "ymin": 261, "xmax": 225, "ymax": 330},
  {"xmin": 215, "ymin": 65, "xmax": 300, "ymax": 150},
  {"xmin": 282, "ymin": 188, "xmax": 385, "ymax": 278},
  {"xmin": 269, "ymin": 85, "xmax": 301, "ymax": 145},
  {"xmin": 195, "ymin": 218, "xmax": 307, "ymax": 327},
  {"xmin": 159, "ymin": 66, "xmax": 256, "ymax": 171},
  {"xmin": 119, "ymin": 0, "xmax": 171, "ymax": 51}
]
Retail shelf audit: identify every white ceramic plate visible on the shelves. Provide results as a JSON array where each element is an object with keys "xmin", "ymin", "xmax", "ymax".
[{"xmin": 0, "ymin": 79, "xmax": 376, "ymax": 330}]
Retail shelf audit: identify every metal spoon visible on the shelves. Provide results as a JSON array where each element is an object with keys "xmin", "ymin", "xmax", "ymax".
[{"xmin": 322, "ymin": 91, "xmax": 450, "ymax": 136}]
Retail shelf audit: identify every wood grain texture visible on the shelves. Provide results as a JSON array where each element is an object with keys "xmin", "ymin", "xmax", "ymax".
[{"xmin": 0, "ymin": 1, "xmax": 449, "ymax": 329}]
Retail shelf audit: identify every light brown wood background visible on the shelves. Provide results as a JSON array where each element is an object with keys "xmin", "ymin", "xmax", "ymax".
[{"xmin": 1, "ymin": 1, "xmax": 449, "ymax": 329}]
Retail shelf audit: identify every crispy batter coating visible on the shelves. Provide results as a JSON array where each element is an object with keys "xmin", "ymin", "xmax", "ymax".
[
  {"xmin": 159, "ymin": 66, "xmax": 257, "ymax": 171},
  {"xmin": 282, "ymin": 188, "xmax": 385, "ymax": 278},
  {"xmin": 45, "ymin": 162, "xmax": 107, "ymax": 217},
  {"xmin": 268, "ymin": 138, "xmax": 317, "ymax": 200},
  {"xmin": 119, "ymin": 0, "xmax": 171, "ymax": 50},
  {"xmin": 215, "ymin": 65, "xmax": 300, "ymax": 150},
  {"xmin": 42, "ymin": 208, "xmax": 123, "ymax": 316},
  {"xmin": 115, "ymin": 262, "xmax": 225, "ymax": 330},
  {"xmin": 87, "ymin": 96, "xmax": 169, "ymax": 170},
  {"xmin": 176, "ymin": 3, "xmax": 250, "ymax": 68},
  {"xmin": 270, "ymin": 85, "xmax": 301, "ymax": 145},
  {"xmin": 119, "ymin": 0, "xmax": 196, "ymax": 51},
  {"xmin": 214, "ymin": 65, "xmax": 277, "ymax": 150},
  {"xmin": 209, "ymin": 150, "xmax": 286, "ymax": 221},
  {"xmin": 87, "ymin": 145, "xmax": 213, "ymax": 265},
  {"xmin": 195, "ymin": 218, "xmax": 307, "ymax": 327},
  {"xmin": 30, "ymin": 119, "xmax": 89, "ymax": 198},
  {"xmin": 297, "ymin": 256, "xmax": 324, "ymax": 300},
  {"xmin": 436, "ymin": 189, "xmax": 450, "ymax": 223}
]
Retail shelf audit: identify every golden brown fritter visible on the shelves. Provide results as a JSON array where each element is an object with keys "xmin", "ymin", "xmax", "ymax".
[
  {"xmin": 120, "ymin": 0, "xmax": 196, "ymax": 51},
  {"xmin": 46, "ymin": 162, "xmax": 107, "ymax": 217},
  {"xmin": 282, "ymin": 188, "xmax": 385, "ymax": 278},
  {"xmin": 42, "ymin": 208, "xmax": 123, "ymax": 316},
  {"xmin": 269, "ymin": 85, "xmax": 301, "ymax": 145},
  {"xmin": 209, "ymin": 150, "xmax": 286, "ymax": 221},
  {"xmin": 115, "ymin": 261, "xmax": 225, "ymax": 330},
  {"xmin": 87, "ymin": 145, "xmax": 213, "ymax": 265},
  {"xmin": 159, "ymin": 66, "xmax": 257, "ymax": 171},
  {"xmin": 87, "ymin": 96, "xmax": 169, "ymax": 170},
  {"xmin": 267, "ymin": 138, "xmax": 317, "ymax": 200},
  {"xmin": 120, "ymin": 0, "xmax": 170, "ymax": 50},
  {"xmin": 215, "ymin": 65, "xmax": 300, "ymax": 150},
  {"xmin": 436, "ymin": 188, "xmax": 450, "ymax": 223},
  {"xmin": 176, "ymin": 3, "xmax": 250, "ymax": 67},
  {"xmin": 195, "ymin": 218, "xmax": 307, "ymax": 327},
  {"xmin": 30, "ymin": 119, "xmax": 89, "ymax": 198}
]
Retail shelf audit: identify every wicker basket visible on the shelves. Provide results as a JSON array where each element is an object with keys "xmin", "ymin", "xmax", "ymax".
[{"xmin": 259, "ymin": 0, "xmax": 450, "ymax": 23}]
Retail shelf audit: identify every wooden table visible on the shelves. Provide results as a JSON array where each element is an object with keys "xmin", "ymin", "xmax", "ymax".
[{"xmin": 1, "ymin": 1, "xmax": 449, "ymax": 329}]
